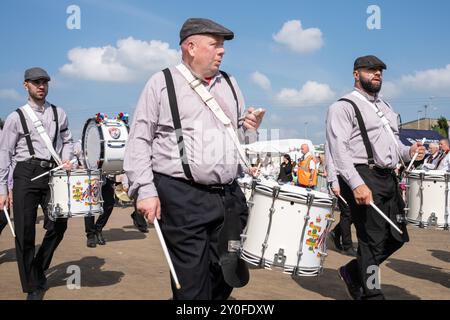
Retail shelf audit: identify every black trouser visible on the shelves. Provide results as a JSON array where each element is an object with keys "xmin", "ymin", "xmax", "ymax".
[
  {"xmin": 0, "ymin": 209, "xmax": 7, "ymax": 235},
  {"xmin": 154, "ymin": 172, "xmax": 248, "ymax": 300},
  {"xmin": 340, "ymin": 165, "xmax": 409, "ymax": 300},
  {"xmin": 13, "ymin": 161, "xmax": 68, "ymax": 293},
  {"xmin": 84, "ymin": 178, "xmax": 115, "ymax": 236},
  {"xmin": 333, "ymin": 177, "xmax": 354, "ymax": 250}
]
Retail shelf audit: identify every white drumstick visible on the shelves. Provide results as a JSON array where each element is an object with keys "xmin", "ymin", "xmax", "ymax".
[
  {"xmin": 338, "ymin": 195, "xmax": 348, "ymax": 206},
  {"xmin": 406, "ymin": 138, "xmax": 426, "ymax": 172},
  {"xmin": 3, "ymin": 207, "xmax": 16, "ymax": 238},
  {"xmin": 369, "ymin": 201, "xmax": 403, "ymax": 235},
  {"xmin": 153, "ymin": 219, "xmax": 181, "ymax": 290},
  {"xmin": 30, "ymin": 159, "xmax": 78, "ymax": 182}
]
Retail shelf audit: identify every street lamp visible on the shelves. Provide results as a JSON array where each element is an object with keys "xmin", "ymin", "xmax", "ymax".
[
  {"xmin": 304, "ymin": 121, "xmax": 308, "ymax": 138},
  {"xmin": 417, "ymin": 110, "xmax": 422, "ymax": 129}
]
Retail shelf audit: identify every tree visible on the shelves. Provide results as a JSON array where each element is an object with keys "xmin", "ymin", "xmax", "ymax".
[
  {"xmin": 432, "ymin": 116, "xmax": 449, "ymax": 138},
  {"xmin": 0, "ymin": 117, "xmax": 4, "ymax": 130}
]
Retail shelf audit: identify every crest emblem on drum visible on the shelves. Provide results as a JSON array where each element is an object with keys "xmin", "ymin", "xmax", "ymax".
[{"xmin": 109, "ymin": 128, "xmax": 121, "ymax": 139}]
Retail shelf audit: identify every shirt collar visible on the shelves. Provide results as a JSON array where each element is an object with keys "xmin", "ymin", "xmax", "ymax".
[
  {"xmin": 354, "ymin": 87, "xmax": 382, "ymax": 103},
  {"xmin": 27, "ymin": 100, "xmax": 50, "ymax": 113},
  {"xmin": 181, "ymin": 62, "xmax": 221, "ymax": 86}
]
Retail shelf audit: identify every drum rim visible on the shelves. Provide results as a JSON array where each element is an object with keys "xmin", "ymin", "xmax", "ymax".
[
  {"xmin": 51, "ymin": 169, "xmax": 102, "ymax": 176},
  {"xmin": 82, "ymin": 118, "xmax": 104, "ymax": 171}
]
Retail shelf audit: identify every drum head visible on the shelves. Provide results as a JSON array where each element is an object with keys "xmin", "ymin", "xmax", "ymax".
[{"xmin": 82, "ymin": 119, "xmax": 102, "ymax": 170}]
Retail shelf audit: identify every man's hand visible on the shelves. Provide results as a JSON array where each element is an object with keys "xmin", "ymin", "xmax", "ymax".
[
  {"xmin": 0, "ymin": 194, "xmax": 8, "ymax": 210},
  {"xmin": 8, "ymin": 192, "xmax": 13, "ymax": 208},
  {"xmin": 137, "ymin": 197, "xmax": 161, "ymax": 223},
  {"xmin": 353, "ymin": 184, "xmax": 373, "ymax": 205},
  {"xmin": 62, "ymin": 160, "xmax": 73, "ymax": 171},
  {"xmin": 409, "ymin": 142, "xmax": 426, "ymax": 161},
  {"xmin": 331, "ymin": 187, "xmax": 341, "ymax": 197},
  {"xmin": 243, "ymin": 107, "xmax": 265, "ymax": 131}
]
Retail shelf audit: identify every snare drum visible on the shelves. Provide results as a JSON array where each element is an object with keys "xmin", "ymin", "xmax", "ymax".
[
  {"xmin": 240, "ymin": 179, "xmax": 335, "ymax": 276},
  {"xmin": 406, "ymin": 170, "xmax": 449, "ymax": 229},
  {"xmin": 82, "ymin": 118, "xmax": 129, "ymax": 174},
  {"xmin": 48, "ymin": 169, "xmax": 103, "ymax": 220}
]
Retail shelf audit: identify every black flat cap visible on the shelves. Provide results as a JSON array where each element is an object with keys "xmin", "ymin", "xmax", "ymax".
[
  {"xmin": 24, "ymin": 67, "xmax": 51, "ymax": 81},
  {"xmin": 179, "ymin": 18, "xmax": 234, "ymax": 45},
  {"xmin": 354, "ymin": 55, "xmax": 387, "ymax": 70}
]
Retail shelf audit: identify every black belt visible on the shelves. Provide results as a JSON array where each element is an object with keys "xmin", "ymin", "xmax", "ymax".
[
  {"xmin": 154, "ymin": 172, "xmax": 235, "ymax": 192},
  {"xmin": 24, "ymin": 158, "xmax": 57, "ymax": 169},
  {"xmin": 355, "ymin": 164, "xmax": 395, "ymax": 175}
]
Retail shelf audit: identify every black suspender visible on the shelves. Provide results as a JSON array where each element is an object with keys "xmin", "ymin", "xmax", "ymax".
[
  {"xmin": 16, "ymin": 105, "xmax": 60, "ymax": 158},
  {"xmin": 162, "ymin": 68, "xmax": 240, "ymax": 181},
  {"xmin": 162, "ymin": 68, "xmax": 194, "ymax": 181},
  {"xmin": 338, "ymin": 98, "xmax": 376, "ymax": 168},
  {"xmin": 16, "ymin": 108, "xmax": 35, "ymax": 157},
  {"xmin": 50, "ymin": 104, "xmax": 59, "ymax": 148},
  {"xmin": 220, "ymin": 70, "xmax": 239, "ymax": 127}
]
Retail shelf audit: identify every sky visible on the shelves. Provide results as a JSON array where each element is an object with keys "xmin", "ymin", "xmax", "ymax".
[{"xmin": 0, "ymin": 0, "xmax": 449, "ymax": 144}]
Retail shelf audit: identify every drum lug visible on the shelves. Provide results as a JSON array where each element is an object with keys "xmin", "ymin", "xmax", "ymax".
[
  {"xmin": 228, "ymin": 240, "xmax": 241, "ymax": 253},
  {"xmin": 428, "ymin": 212, "xmax": 438, "ymax": 227},
  {"xmin": 273, "ymin": 248, "xmax": 286, "ymax": 269}
]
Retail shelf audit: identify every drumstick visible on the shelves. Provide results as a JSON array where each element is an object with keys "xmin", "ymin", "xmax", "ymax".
[
  {"xmin": 406, "ymin": 138, "xmax": 426, "ymax": 172},
  {"xmin": 30, "ymin": 159, "xmax": 78, "ymax": 182},
  {"xmin": 153, "ymin": 219, "xmax": 181, "ymax": 290},
  {"xmin": 3, "ymin": 206, "xmax": 16, "ymax": 238},
  {"xmin": 369, "ymin": 201, "xmax": 403, "ymax": 235},
  {"xmin": 338, "ymin": 194, "xmax": 348, "ymax": 206},
  {"xmin": 238, "ymin": 108, "xmax": 264, "ymax": 122}
]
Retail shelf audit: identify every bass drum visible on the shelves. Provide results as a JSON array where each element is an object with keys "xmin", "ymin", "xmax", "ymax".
[{"xmin": 82, "ymin": 118, "xmax": 129, "ymax": 175}]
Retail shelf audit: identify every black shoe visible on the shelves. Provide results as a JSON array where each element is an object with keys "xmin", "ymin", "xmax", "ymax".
[
  {"xmin": 131, "ymin": 213, "xmax": 149, "ymax": 233},
  {"xmin": 342, "ymin": 247, "xmax": 358, "ymax": 257},
  {"xmin": 96, "ymin": 230, "xmax": 106, "ymax": 245},
  {"xmin": 338, "ymin": 266, "xmax": 363, "ymax": 300},
  {"xmin": 87, "ymin": 234, "xmax": 97, "ymax": 248},
  {"xmin": 329, "ymin": 230, "xmax": 343, "ymax": 251},
  {"xmin": 26, "ymin": 288, "xmax": 46, "ymax": 300}
]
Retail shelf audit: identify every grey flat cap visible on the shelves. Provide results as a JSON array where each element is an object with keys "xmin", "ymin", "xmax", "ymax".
[
  {"xmin": 354, "ymin": 55, "xmax": 387, "ymax": 70},
  {"xmin": 24, "ymin": 67, "xmax": 51, "ymax": 81},
  {"xmin": 179, "ymin": 18, "xmax": 234, "ymax": 44}
]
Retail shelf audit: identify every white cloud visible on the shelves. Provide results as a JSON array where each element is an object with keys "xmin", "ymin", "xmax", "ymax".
[
  {"xmin": 60, "ymin": 37, "xmax": 181, "ymax": 83},
  {"xmin": 273, "ymin": 20, "xmax": 324, "ymax": 54},
  {"xmin": 400, "ymin": 64, "xmax": 450, "ymax": 92},
  {"xmin": 275, "ymin": 81, "xmax": 335, "ymax": 107},
  {"xmin": 250, "ymin": 71, "xmax": 271, "ymax": 91},
  {"xmin": 381, "ymin": 81, "xmax": 401, "ymax": 99},
  {"xmin": 0, "ymin": 89, "xmax": 23, "ymax": 102}
]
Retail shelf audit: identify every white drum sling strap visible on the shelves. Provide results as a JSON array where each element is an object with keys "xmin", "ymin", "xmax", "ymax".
[
  {"xmin": 22, "ymin": 104, "xmax": 62, "ymax": 166},
  {"xmin": 176, "ymin": 64, "xmax": 250, "ymax": 169}
]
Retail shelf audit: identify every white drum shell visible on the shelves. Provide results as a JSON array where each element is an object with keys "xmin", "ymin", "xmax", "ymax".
[
  {"xmin": 241, "ymin": 179, "xmax": 334, "ymax": 276},
  {"xmin": 48, "ymin": 170, "xmax": 103, "ymax": 219},
  {"xmin": 406, "ymin": 170, "xmax": 449, "ymax": 229},
  {"xmin": 83, "ymin": 119, "xmax": 128, "ymax": 174}
]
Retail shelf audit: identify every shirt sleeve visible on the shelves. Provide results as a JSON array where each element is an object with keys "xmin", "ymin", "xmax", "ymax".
[
  {"xmin": 123, "ymin": 76, "xmax": 160, "ymax": 201},
  {"xmin": 59, "ymin": 109, "xmax": 74, "ymax": 162},
  {"xmin": 0, "ymin": 113, "xmax": 20, "ymax": 195},
  {"xmin": 326, "ymin": 102, "xmax": 365, "ymax": 190}
]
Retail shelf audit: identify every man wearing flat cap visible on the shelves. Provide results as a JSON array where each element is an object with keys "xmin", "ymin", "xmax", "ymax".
[
  {"xmin": 0, "ymin": 67, "xmax": 74, "ymax": 300},
  {"xmin": 124, "ymin": 18, "xmax": 265, "ymax": 300},
  {"xmin": 325, "ymin": 55, "xmax": 425, "ymax": 300}
]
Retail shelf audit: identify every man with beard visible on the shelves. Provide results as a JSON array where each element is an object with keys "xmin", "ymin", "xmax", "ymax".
[
  {"xmin": 0, "ymin": 67, "xmax": 74, "ymax": 299},
  {"xmin": 326, "ymin": 55, "xmax": 425, "ymax": 300}
]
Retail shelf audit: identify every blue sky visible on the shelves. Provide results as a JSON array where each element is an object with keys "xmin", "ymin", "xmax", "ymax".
[{"xmin": 1, "ymin": 0, "xmax": 449, "ymax": 143}]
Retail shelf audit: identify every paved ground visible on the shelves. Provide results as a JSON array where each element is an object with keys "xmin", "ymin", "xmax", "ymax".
[{"xmin": 0, "ymin": 206, "xmax": 449, "ymax": 300}]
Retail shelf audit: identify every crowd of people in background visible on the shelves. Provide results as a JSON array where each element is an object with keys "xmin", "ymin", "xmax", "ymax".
[{"xmin": 249, "ymin": 138, "xmax": 450, "ymax": 195}]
